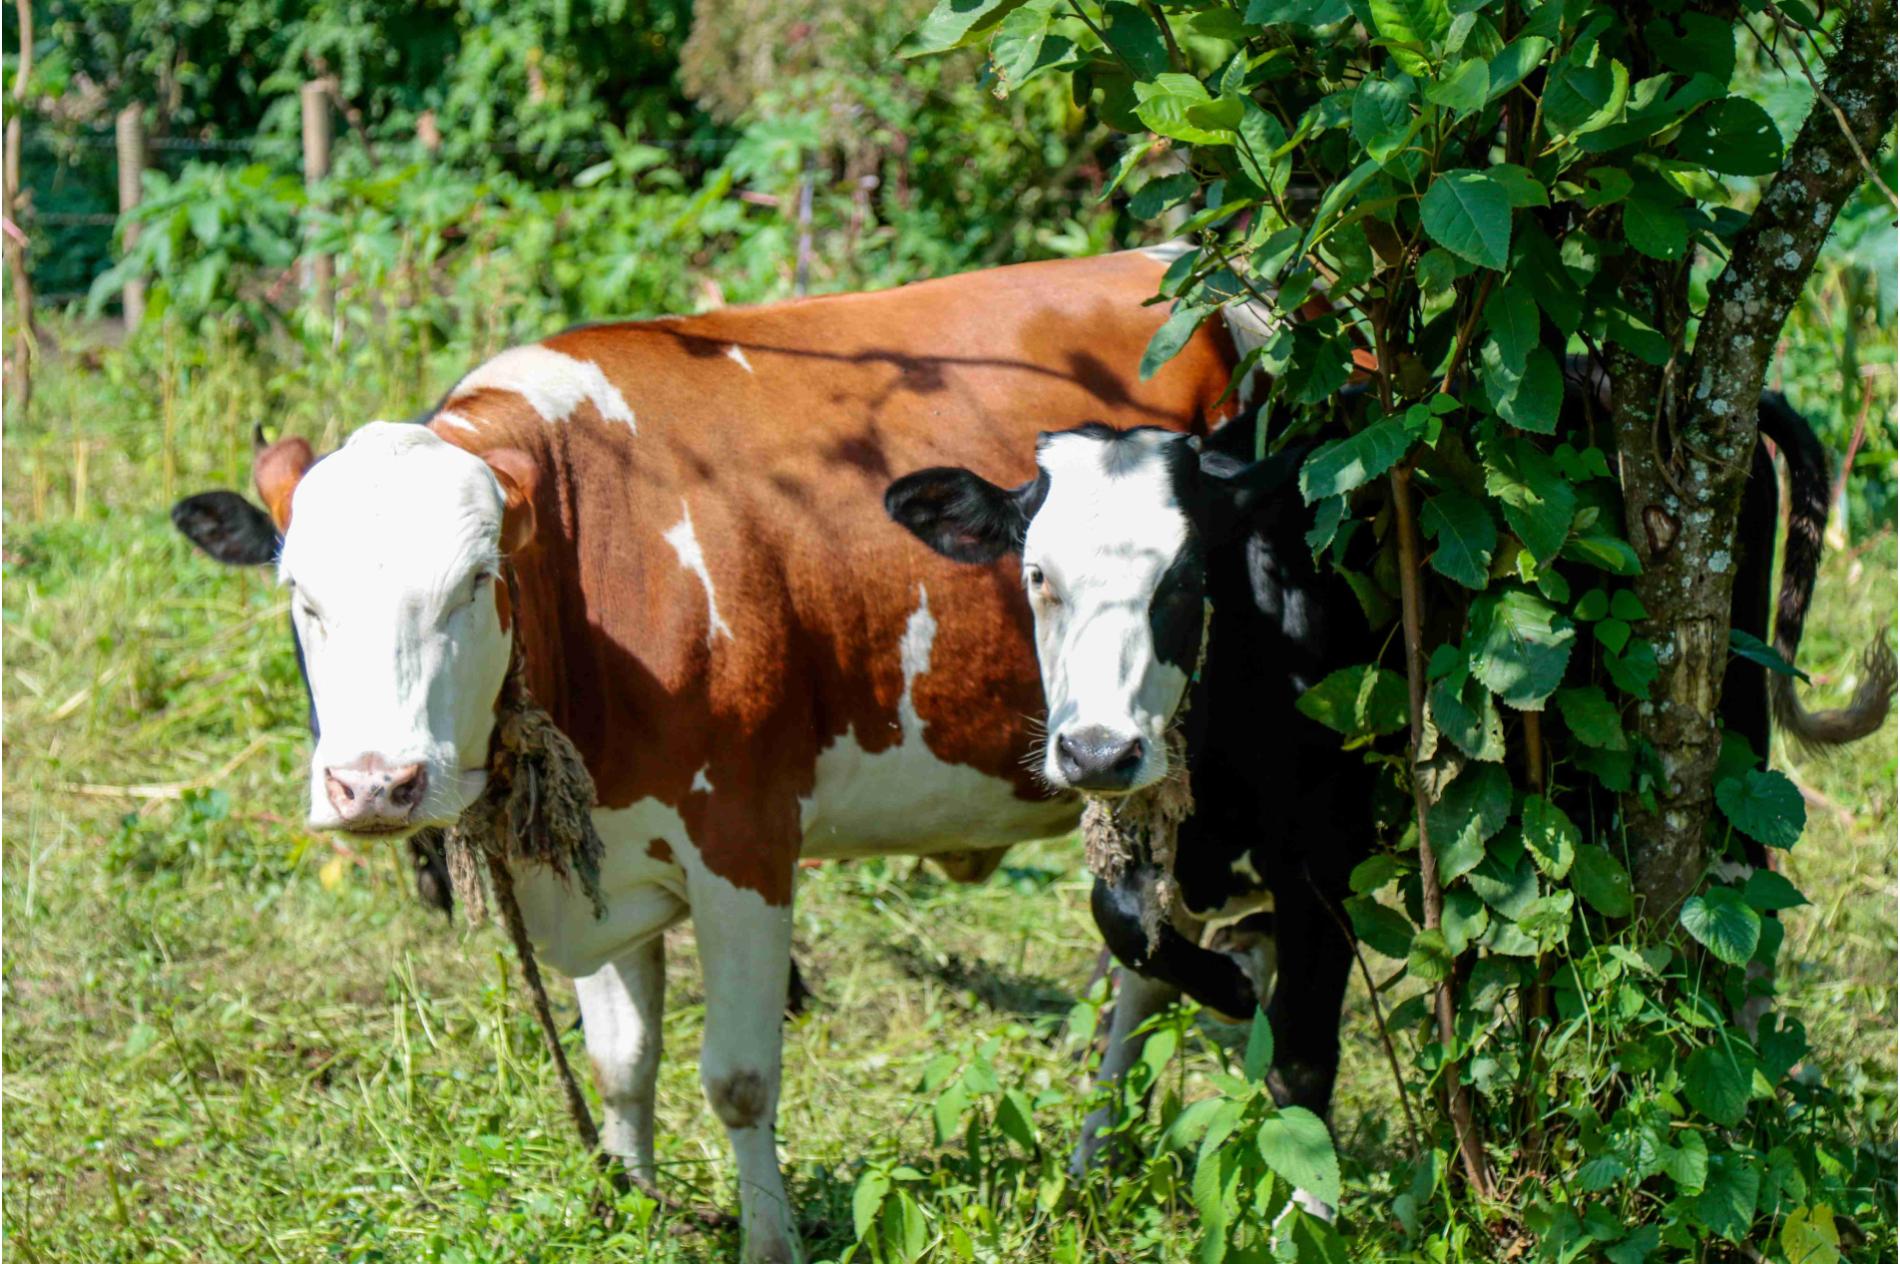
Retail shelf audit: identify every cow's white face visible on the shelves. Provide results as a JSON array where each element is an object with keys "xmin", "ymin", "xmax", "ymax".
[
  {"xmin": 1019, "ymin": 429, "xmax": 1204, "ymax": 792},
  {"xmin": 887, "ymin": 424, "xmax": 1221, "ymax": 796},
  {"xmin": 267, "ymin": 423, "xmax": 533, "ymax": 838}
]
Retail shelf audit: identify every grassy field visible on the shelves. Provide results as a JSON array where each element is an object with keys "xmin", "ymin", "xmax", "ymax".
[{"xmin": 4, "ymin": 327, "xmax": 1895, "ymax": 1262}]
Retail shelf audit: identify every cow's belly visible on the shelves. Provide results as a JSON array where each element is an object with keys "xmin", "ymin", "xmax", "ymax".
[
  {"xmin": 798, "ymin": 728, "xmax": 1078, "ymax": 859},
  {"xmin": 510, "ymin": 799, "xmax": 691, "ymax": 978}
]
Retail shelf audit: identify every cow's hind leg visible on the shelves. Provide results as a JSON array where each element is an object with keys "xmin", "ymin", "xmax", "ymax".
[
  {"xmin": 686, "ymin": 862, "xmax": 799, "ymax": 1264},
  {"xmin": 575, "ymin": 936, "xmax": 666, "ymax": 1186}
]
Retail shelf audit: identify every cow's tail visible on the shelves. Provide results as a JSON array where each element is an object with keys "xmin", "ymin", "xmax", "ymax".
[{"xmin": 1760, "ymin": 393, "xmax": 1897, "ymax": 745}]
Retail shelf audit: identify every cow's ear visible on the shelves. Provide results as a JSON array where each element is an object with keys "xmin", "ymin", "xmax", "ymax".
[
  {"xmin": 1196, "ymin": 445, "xmax": 1305, "ymax": 546},
  {"xmin": 483, "ymin": 448, "xmax": 539, "ymax": 555},
  {"xmin": 254, "ymin": 436, "xmax": 315, "ymax": 531},
  {"xmin": 885, "ymin": 467, "xmax": 1034, "ymax": 563},
  {"xmin": 171, "ymin": 490, "xmax": 281, "ymax": 566}
]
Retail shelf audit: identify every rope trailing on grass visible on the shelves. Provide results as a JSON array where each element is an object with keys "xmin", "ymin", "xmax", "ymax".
[
  {"xmin": 1078, "ymin": 599, "xmax": 1212, "ymax": 953},
  {"xmin": 445, "ymin": 566, "xmax": 608, "ymax": 1153}
]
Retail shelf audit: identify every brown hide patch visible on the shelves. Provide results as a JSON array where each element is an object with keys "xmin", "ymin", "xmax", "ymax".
[
  {"xmin": 493, "ymin": 574, "xmax": 513, "ymax": 634},
  {"xmin": 646, "ymin": 837, "xmax": 674, "ymax": 864},
  {"xmin": 429, "ymin": 252, "xmax": 1239, "ymax": 910}
]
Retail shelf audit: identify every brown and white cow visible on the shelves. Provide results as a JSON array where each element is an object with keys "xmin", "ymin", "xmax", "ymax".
[{"xmin": 253, "ymin": 249, "xmax": 1251, "ymax": 1262}]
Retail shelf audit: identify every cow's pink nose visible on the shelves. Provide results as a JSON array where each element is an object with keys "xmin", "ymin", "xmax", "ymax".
[{"xmin": 324, "ymin": 757, "xmax": 427, "ymax": 830}]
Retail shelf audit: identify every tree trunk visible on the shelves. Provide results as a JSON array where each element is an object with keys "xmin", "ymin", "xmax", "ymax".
[{"xmin": 1610, "ymin": 0, "xmax": 1898, "ymax": 923}]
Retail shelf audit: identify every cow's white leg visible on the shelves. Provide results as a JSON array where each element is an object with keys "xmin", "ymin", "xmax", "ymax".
[
  {"xmin": 1071, "ymin": 967, "xmax": 1181, "ymax": 1176},
  {"xmin": 574, "ymin": 935, "xmax": 665, "ymax": 1183},
  {"xmin": 688, "ymin": 869, "xmax": 799, "ymax": 1264}
]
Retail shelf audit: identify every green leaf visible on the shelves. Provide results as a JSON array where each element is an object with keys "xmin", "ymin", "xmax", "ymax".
[
  {"xmin": 1468, "ymin": 848, "xmax": 1538, "ymax": 918},
  {"xmin": 991, "ymin": 5, "xmax": 1076, "ymax": 88},
  {"xmin": 905, "ymin": 0, "xmax": 1029, "ymax": 55},
  {"xmin": 996, "ymin": 1088, "xmax": 1039, "ymax": 1151},
  {"xmin": 1624, "ymin": 192, "xmax": 1689, "ymax": 261},
  {"xmin": 1483, "ymin": 438, "xmax": 1577, "ymax": 565},
  {"xmin": 1520, "ymin": 794, "xmax": 1578, "ymax": 880},
  {"xmin": 1135, "ymin": 75, "xmax": 1235, "ymax": 146},
  {"xmin": 1729, "ymin": 628, "xmax": 1810, "ymax": 682},
  {"xmin": 1742, "ymin": 868, "xmax": 1808, "ymax": 912},
  {"xmin": 1420, "ymin": 491, "xmax": 1496, "ymax": 589},
  {"xmin": 1517, "ymin": 889, "xmax": 1574, "ymax": 948},
  {"xmin": 1245, "ymin": 0, "xmax": 1352, "ymax": 25},
  {"xmin": 1407, "ymin": 927, "xmax": 1454, "ymax": 982},
  {"xmin": 1426, "ymin": 761, "xmax": 1513, "ymax": 881},
  {"xmin": 1573, "ymin": 589, "xmax": 1609, "ymax": 621},
  {"xmin": 1299, "ymin": 415, "xmax": 1413, "ymax": 502},
  {"xmin": 1243, "ymin": 1008, "xmax": 1275, "ymax": 1081},
  {"xmin": 1680, "ymin": 888, "xmax": 1762, "ymax": 966},
  {"xmin": 1101, "ymin": 1, "xmax": 1171, "ymax": 79},
  {"xmin": 1603, "ymin": 637, "xmax": 1657, "ymax": 697},
  {"xmin": 1544, "ymin": 57, "xmax": 1630, "ymax": 140},
  {"xmin": 1676, "ymin": 97, "xmax": 1784, "ymax": 176},
  {"xmin": 1715, "ymin": 769, "xmax": 1806, "ymax": 848},
  {"xmin": 1424, "ymin": 58, "xmax": 1489, "ymax": 117},
  {"xmin": 1646, "ymin": 12, "xmax": 1736, "ymax": 84},
  {"xmin": 1296, "ymin": 664, "xmax": 1411, "ymax": 739},
  {"xmin": 1467, "ymin": 587, "xmax": 1575, "ymax": 709},
  {"xmin": 1695, "ymin": 1150, "xmax": 1762, "ymax": 1238},
  {"xmin": 853, "ymin": 1168, "xmax": 891, "ymax": 1238},
  {"xmin": 1486, "ymin": 36, "xmax": 1550, "ymax": 102},
  {"xmin": 1353, "ymin": 77, "xmax": 1417, "ymax": 162},
  {"xmin": 1141, "ymin": 303, "xmax": 1212, "ymax": 380},
  {"xmin": 1486, "ymin": 346, "xmax": 1563, "ymax": 433},
  {"xmin": 1563, "ymin": 529, "xmax": 1643, "ymax": 576},
  {"xmin": 1486, "ymin": 164, "xmax": 1548, "ymax": 208},
  {"xmin": 1419, "ymin": 169, "xmax": 1512, "ymax": 270},
  {"xmin": 1781, "ymin": 1206, "xmax": 1844, "ymax": 1264},
  {"xmin": 1368, "ymin": 0, "xmax": 1450, "ymax": 74},
  {"xmin": 1572, "ymin": 843, "xmax": 1634, "ymax": 917},
  {"xmin": 1610, "ymin": 590, "xmax": 1647, "ymax": 621},
  {"xmin": 1129, "ymin": 172, "xmax": 1197, "ymax": 220},
  {"xmin": 1483, "ymin": 284, "xmax": 1540, "ymax": 374},
  {"xmin": 1256, "ymin": 1107, "xmax": 1342, "ymax": 1208},
  {"xmin": 1441, "ymin": 887, "xmax": 1490, "ymax": 952},
  {"xmin": 1431, "ymin": 671, "xmax": 1505, "ymax": 760},
  {"xmin": 1554, "ymin": 684, "xmax": 1625, "ymax": 750},
  {"xmin": 1346, "ymin": 895, "xmax": 1416, "ymax": 958}
]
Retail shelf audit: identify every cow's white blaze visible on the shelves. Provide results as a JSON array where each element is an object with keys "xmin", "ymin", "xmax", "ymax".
[
  {"xmin": 725, "ymin": 344, "xmax": 754, "ymax": 373},
  {"xmin": 1023, "ymin": 430, "xmax": 1193, "ymax": 791},
  {"xmin": 278, "ymin": 422, "xmax": 512, "ymax": 833}
]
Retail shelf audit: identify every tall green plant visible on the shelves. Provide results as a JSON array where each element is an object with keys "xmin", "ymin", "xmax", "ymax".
[{"xmin": 910, "ymin": 0, "xmax": 1895, "ymax": 1254}]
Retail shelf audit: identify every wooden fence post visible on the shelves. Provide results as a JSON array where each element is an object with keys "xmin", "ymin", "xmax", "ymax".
[
  {"xmin": 5, "ymin": 0, "xmax": 37, "ymax": 408},
  {"xmin": 114, "ymin": 103, "xmax": 146, "ymax": 327},
  {"xmin": 300, "ymin": 79, "xmax": 334, "ymax": 320}
]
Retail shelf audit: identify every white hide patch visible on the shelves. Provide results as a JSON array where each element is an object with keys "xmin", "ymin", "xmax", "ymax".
[
  {"xmin": 1137, "ymin": 240, "xmax": 1194, "ymax": 266},
  {"xmin": 725, "ymin": 344, "xmax": 754, "ymax": 373},
  {"xmin": 692, "ymin": 768, "xmax": 714, "ymax": 794},
  {"xmin": 448, "ymin": 344, "xmax": 637, "ymax": 431},
  {"xmin": 434, "ymin": 409, "xmax": 480, "ymax": 434},
  {"xmin": 801, "ymin": 585, "xmax": 1077, "ymax": 858},
  {"xmin": 510, "ymin": 799, "xmax": 692, "ymax": 978},
  {"xmin": 662, "ymin": 501, "xmax": 735, "ymax": 645}
]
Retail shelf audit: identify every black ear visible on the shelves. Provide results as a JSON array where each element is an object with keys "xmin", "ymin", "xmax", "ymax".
[
  {"xmin": 171, "ymin": 490, "xmax": 282, "ymax": 567},
  {"xmin": 885, "ymin": 467, "xmax": 1036, "ymax": 564},
  {"xmin": 1196, "ymin": 445, "xmax": 1306, "ymax": 546}
]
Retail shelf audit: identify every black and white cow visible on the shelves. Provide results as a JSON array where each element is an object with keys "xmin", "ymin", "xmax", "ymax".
[
  {"xmin": 888, "ymin": 415, "xmax": 1377, "ymax": 1183},
  {"xmin": 886, "ymin": 382, "xmax": 1892, "ymax": 1176}
]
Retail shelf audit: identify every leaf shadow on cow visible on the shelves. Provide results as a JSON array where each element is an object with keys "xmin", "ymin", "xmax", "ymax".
[{"xmin": 884, "ymin": 372, "xmax": 1891, "ymax": 1202}]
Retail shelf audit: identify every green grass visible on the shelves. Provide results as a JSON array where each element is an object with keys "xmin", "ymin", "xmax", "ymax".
[{"xmin": 4, "ymin": 324, "xmax": 1895, "ymax": 1261}]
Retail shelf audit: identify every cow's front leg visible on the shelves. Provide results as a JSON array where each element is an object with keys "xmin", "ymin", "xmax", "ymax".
[
  {"xmin": 1071, "ymin": 966, "xmax": 1181, "ymax": 1176},
  {"xmin": 574, "ymin": 936, "xmax": 666, "ymax": 1186},
  {"xmin": 687, "ymin": 861, "xmax": 798, "ymax": 1264}
]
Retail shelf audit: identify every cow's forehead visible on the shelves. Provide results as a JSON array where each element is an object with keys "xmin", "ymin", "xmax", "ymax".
[
  {"xmin": 281, "ymin": 422, "xmax": 502, "ymax": 581},
  {"xmin": 1025, "ymin": 429, "xmax": 1191, "ymax": 574}
]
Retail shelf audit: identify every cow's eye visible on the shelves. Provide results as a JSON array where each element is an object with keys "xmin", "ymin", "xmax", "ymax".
[
  {"xmin": 1025, "ymin": 565, "xmax": 1060, "ymax": 606},
  {"xmin": 465, "ymin": 572, "xmax": 493, "ymax": 607}
]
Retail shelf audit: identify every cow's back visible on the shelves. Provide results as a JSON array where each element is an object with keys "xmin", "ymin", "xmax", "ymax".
[{"xmin": 432, "ymin": 250, "xmax": 1236, "ymax": 919}]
